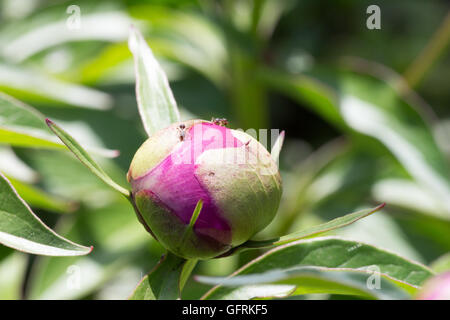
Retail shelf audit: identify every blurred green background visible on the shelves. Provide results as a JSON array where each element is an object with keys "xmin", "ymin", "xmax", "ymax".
[{"xmin": 0, "ymin": 0, "xmax": 449, "ymax": 299}]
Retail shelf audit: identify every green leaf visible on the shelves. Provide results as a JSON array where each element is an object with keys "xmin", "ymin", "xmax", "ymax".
[
  {"xmin": 179, "ymin": 259, "xmax": 198, "ymax": 291},
  {"xmin": 128, "ymin": 26, "xmax": 181, "ymax": 137},
  {"xmin": 197, "ymin": 266, "xmax": 410, "ymax": 300},
  {"xmin": 27, "ymin": 198, "xmax": 152, "ymax": 299},
  {"xmin": 0, "ymin": 93, "xmax": 64, "ymax": 150},
  {"xmin": 188, "ymin": 199, "xmax": 203, "ymax": 229},
  {"xmin": 8, "ymin": 176, "xmax": 75, "ymax": 214},
  {"xmin": 0, "ymin": 11, "xmax": 131, "ymax": 63},
  {"xmin": 0, "ymin": 93, "xmax": 118, "ymax": 157},
  {"xmin": 181, "ymin": 199, "xmax": 203, "ymax": 243},
  {"xmin": 201, "ymin": 237, "xmax": 433, "ymax": 300},
  {"xmin": 129, "ymin": 251, "xmax": 188, "ymax": 300},
  {"xmin": 236, "ymin": 204, "xmax": 384, "ymax": 251},
  {"xmin": 338, "ymin": 63, "xmax": 450, "ymax": 213},
  {"xmin": 271, "ymin": 130, "xmax": 285, "ymax": 163},
  {"xmin": 0, "ymin": 172, "xmax": 92, "ymax": 256},
  {"xmin": 430, "ymin": 253, "xmax": 450, "ymax": 273},
  {"xmin": 260, "ymin": 62, "xmax": 450, "ymax": 215},
  {"xmin": 0, "ymin": 64, "xmax": 112, "ymax": 110},
  {"xmin": 16, "ymin": 149, "xmax": 127, "ymax": 210},
  {"xmin": 337, "ymin": 209, "xmax": 425, "ymax": 264},
  {"xmin": 128, "ymin": 5, "xmax": 227, "ymax": 85},
  {"xmin": 45, "ymin": 119, "xmax": 130, "ymax": 197},
  {"xmin": 372, "ymin": 178, "xmax": 450, "ymax": 221},
  {"xmin": 0, "ymin": 249, "xmax": 27, "ymax": 299}
]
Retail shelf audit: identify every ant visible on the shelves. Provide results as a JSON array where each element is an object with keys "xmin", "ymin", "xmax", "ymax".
[
  {"xmin": 177, "ymin": 123, "xmax": 186, "ymax": 141},
  {"xmin": 211, "ymin": 118, "xmax": 228, "ymax": 127}
]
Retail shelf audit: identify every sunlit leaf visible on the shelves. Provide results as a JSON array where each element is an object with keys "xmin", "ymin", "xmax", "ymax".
[
  {"xmin": 337, "ymin": 210, "xmax": 425, "ymax": 264},
  {"xmin": 271, "ymin": 130, "xmax": 285, "ymax": 163},
  {"xmin": 128, "ymin": 26, "xmax": 180, "ymax": 137},
  {"xmin": 197, "ymin": 266, "xmax": 410, "ymax": 300},
  {"xmin": 0, "ymin": 93, "xmax": 64, "ymax": 149},
  {"xmin": 373, "ymin": 178, "xmax": 450, "ymax": 220},
  {"xmin": 0, "ymin": 172, "xmax": 92, "ymax": 256},
  {"xmin": 129, "ymin": 5, "xmax": 227, "ymax": 85},
  {"xmin": 8, "ymin": 176, "xmax": 75, "ymax": 214},
  {"xmin": 235, "ymin": 204, "xmax": 384, "ymax": 252},
  {"xmin": 342, "ymin": 59, "xmax": 450, "ymax": 214},
  {"xmin": 261, "ymin": 61, "xmax": 450, "ymax": 216},
  {"xmin": 28, "ymin": 252, "xmax": 128, "ymax": 300},
  {"xmin": 27, "ymin": 198, "xmax": 153, "ymax": 299},
  {"xmin": 0, "ymin": 146, "xmax": 38, "ymax": 183},
  {"xmin": 0, "ymin": 249, "xmax": 27, "ymax": 299},
  {"xmin": 338, "ymin": 71, "xmax": 450, "ymax": 213},
  {"xmin": 0, "ymin": 64, "xmax": 112, "ymax": 110},
  {"xmin": 202, "ymin": 237, "xmax": 433, "ymax": 299},
  {"xmin": 1, "ymin": 11, "xmax": 132, "ymax": 63},
  {"xmin": 0, "ymin": 93, "xmax": 118, "ymax": 157}
]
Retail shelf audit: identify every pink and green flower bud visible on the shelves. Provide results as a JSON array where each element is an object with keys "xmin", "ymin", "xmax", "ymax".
[
  {"xmin": 416, "ymin": 272, "xmax": 450, "ymax": 300},
  {"xmin": 127, "ymin": 120, "xmax": 282, "ymax": 259}
]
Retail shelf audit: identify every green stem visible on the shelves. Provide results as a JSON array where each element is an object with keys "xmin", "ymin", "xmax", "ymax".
[
  {"xmin": 179, "ymin": 259, "xmax": 198, "ymax": 292},
  {"xmin": 404, "ymin": 11, "xmax": 450, "ymax": 88},
  {"xmin": 129, "ymin": 251, "xmax": 187, "ymax": 300}
]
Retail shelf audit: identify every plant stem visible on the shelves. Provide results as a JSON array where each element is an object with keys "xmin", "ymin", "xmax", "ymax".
[{"xmin": 404, "ymin": 11, "xmax": 450, "ymax": 88}]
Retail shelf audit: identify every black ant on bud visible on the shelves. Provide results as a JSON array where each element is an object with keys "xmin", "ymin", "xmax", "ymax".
[
  {"xmin": 211, "ymin": 118, "xmax": 228, "ymax": 127},
  {"xmin": 177, "ymin": 123, "xmax": 186, "ymax": 141}
]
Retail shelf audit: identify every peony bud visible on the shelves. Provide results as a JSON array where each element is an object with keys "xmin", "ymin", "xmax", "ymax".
[
  {"xmin": 127, "ymin": 120, "xmax": 282, "ymax": 259},
  {"xmin": 416, "ymin": 272, "xmax": 450, "ymax": 300}
]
